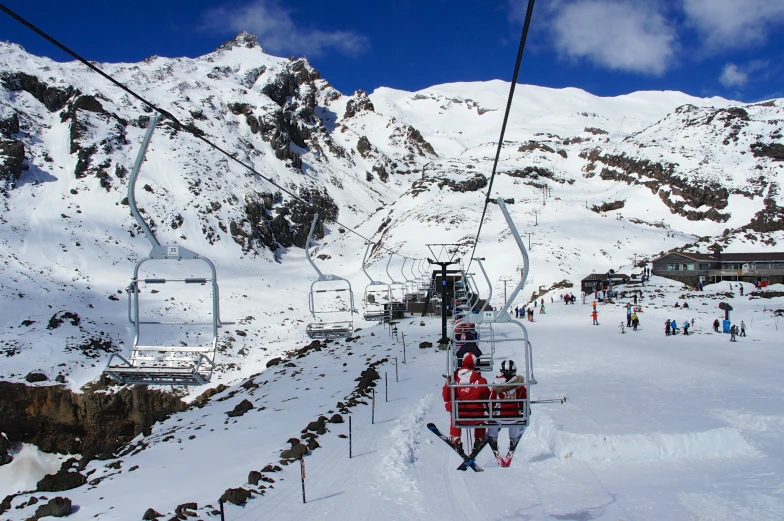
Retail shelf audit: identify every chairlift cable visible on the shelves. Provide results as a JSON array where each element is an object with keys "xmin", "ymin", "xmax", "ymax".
[
  {"xmin": 0, "ymin": 3, "xmax": 420, "ymax": 262},
  {"xmin": 467, "ymin": 0, "xmax": 536, "ymax": 271}
]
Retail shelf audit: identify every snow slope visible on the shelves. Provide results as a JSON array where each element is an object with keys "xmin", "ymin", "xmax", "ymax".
[{"xmin": 3, "ymin": 277, "xmax": 783, "ymax": 520}]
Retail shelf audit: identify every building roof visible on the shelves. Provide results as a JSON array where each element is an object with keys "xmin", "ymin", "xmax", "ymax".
[
  {"xmin": 653, "ymin": 251, "xmax": 784, "ymax": 263},
  {"xmin": 582, "ymin": 273, "xmax": 629, "ymax": 282}
]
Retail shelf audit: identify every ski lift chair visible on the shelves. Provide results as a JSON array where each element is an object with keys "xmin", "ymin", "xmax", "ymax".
[
  {"xmin": 444, "ymin": 198, "xmax": 535, "ymax": 433},
  {"xmin": 304, "ymin": 214, "xmax": 355, "ymax": 340},
  {"xmin": 104, "ymin": 114, "xmax": 229, "ymax": 386},
  {"xmin": 362, "ymin": 243, "xmax": 391, "ymax": 322},
  {"xmin": 386, "ymin": 256, "xmax": 408, "ymax": 313}
]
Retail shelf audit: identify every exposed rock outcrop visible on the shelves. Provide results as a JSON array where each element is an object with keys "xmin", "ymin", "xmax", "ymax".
[{"xmin": 0, "ymin": 381, "xmax": 185, "ymax": 458}]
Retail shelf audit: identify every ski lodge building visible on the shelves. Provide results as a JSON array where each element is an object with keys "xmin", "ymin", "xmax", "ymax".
[
  {"xmin": 651, "ymin": 251, "xmax": 784, "ymax": 286},
  {"xmin": 580, "ymin": 272, "xmax": 630, "ymax": 294}
]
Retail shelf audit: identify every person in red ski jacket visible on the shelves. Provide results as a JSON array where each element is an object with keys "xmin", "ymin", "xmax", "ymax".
[
  {"xmin": 442, "ymin": 352, "xmax": 489, "ymax": 446},
  {"xmin": 487, "ymin": 360, "xmax": 528, "ymax": 463}
]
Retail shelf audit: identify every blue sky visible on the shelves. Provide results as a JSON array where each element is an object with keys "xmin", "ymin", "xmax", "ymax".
[{"xmin": 2, "ymin": 0, "xmax": 784, "ymax": 102}]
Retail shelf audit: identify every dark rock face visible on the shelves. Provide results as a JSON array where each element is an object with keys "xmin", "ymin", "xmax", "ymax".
[
  {"xmin": 226, "ymin": 399, "xmax": 254, "ymax": 417},
  {"xmin": 438, "ymin": 174, "xmax": 488, "ymax": 193},
  {"xmin": 47, "ymin": 311, "xmax": 81, "ymax": 329},
  {"xmin": 34, "ymin": 496, "xmax": 72, "ymax": 518},
  {"xmin": 0, "ymin": 71, "xmax": 75, "ymax": 112},
  {"xmin": 750, "ymin": 142, "xmax": 784, "ymax": 161},
  {"xmin": 355, "ymin": 367, "xmax": 380, "ymax": 391},
  {"xmin": 0, "ymin": 381, "xmax": 185, "ymax": 456},
  {"xmin": 344, "ymin": 90, "xmax": 374, "ymax": 119},
  {"xmin": 37, "ymin": 468, "xmax": 86, "ymax": 492},
  {"xmin": 744, "ymin": 184, "xmax": 784, "ymax": 233},
  {"xmin": 233, "ymin": 187, "xmax": 338, "ymax": 252},
  {"xmin": 0, "ymin": 433, "xmax": 11, "ymax": 466},
  {"xmin": 25, "ymin": 372, "xmax": 48, "ymax": 383},
  {"xmin": 591, "ymin": 200, "xmax": 625, "ymax": 213},
  {"xmin": 0, "ymin": 112, "xmax": 19, "ymax": 137},
  {"xmin": 583, "ymin": 149, "xmax": 731, "ymax": 222},
  {"xmin": 142, "ymin": 507, "xmax": 163, "ymax": 520},
  {"xmin": 0, "ymin": 139, "xmax": 26, "ymax": 181},
  {"xmin": 221, "ymin": 487, "xmax": 251, "ymax": 505},
  {"xmin": 248, "ymin": 470, "xmax": 262, "ymax": 485}
]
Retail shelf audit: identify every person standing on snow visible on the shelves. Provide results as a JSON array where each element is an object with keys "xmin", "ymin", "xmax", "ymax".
[
  {"xmin": 514, "ymin": 306, "xmax": 519, "ymax": 318},
  {"xmin": 631, "ymin": 312, "xmax": 639, "ymax": 331},
  {"xmin": 442, "ymin": 353, "xmax": 489, "ymax": 449},
  {"xmin": 713, "ymin": 318, "xmax": 720, "ymax": 333},
  {"xmin": 730, "ymin": 325, "xmax": 738, "ymax": 342},
  {"xmin": 671, "ymin": 319, "xmax": 678, "ymax": 335},
  {"xmin": 740, "ymin": 320, "xmax": 746, "ymax": 337},
  {"xmin": 665, "ymin": 319, "xmax": 671, "ymax": 336},
  {"xmin": 683, "ymin": 320, "xmax": 690, "ymax": 335},
  {"xmin": 591, "ymin": 310, "xmax": 599, "ymax": 325},
  {"xmin": 487, "ymin": 360, "xmax": 527, "ymax": 466}
]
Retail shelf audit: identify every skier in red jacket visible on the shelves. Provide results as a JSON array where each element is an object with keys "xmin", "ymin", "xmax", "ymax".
[
  {"xmin": 442, "ymin": 352, "xmax": 489, "ymax": 449},
  {"xmin": 487, "ymin": 360, "xmax": 528, "ymax": 466}
]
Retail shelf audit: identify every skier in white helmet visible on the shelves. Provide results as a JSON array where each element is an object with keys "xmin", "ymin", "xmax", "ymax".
[{"xmin": 486, "ymin": 360, "xmax": 527, "ymax": 467}]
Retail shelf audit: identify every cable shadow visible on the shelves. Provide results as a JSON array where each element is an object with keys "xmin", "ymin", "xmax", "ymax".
[
  {"xmin": 307, "ymin": 490, "xmax": 345, "ymax": 503},
  {"xmin": 350, "ymin": 449, "xmax": 378, "ymax": 458},
  {"xmin": 373, "ymin": 417, "xmax": 398, "ymax": 424}
]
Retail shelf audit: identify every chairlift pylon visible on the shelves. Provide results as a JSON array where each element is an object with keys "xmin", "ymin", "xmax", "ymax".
[
  {"xmin": 104, "ymin": 114, "xmax": 230, "ymax": 386},
  {"xmin": 304, "ymin": 214, "xmax": 355, "ymax": 339}
]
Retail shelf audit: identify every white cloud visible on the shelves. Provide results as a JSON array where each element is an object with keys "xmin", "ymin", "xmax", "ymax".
[
  {"xmin": 542, "ymin": 0, "xmax": 678, "ymax": 75},
  {"xmin": 684, "ymin": 0, "xmax": 784, "ymax": 52},
  {"xmin": 202, "ymin": 0, "xmax": 369, "ymax": 57},
  {"xmin": 719, "ymin": 63, "xmax": 748, "ymax": 87},
  {"xmin": 718, "ymin": 60, "xmax": 768, "ymax": 89}
]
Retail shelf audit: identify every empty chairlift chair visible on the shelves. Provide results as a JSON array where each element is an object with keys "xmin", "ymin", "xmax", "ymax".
[
  {"xmin": 104, "ymin": 114, "xmax": 229, "ymax": 386},
  {"xmin": 362, "ymin": 243, "xmax": 392, "ymax": 322},
  {"xmin": 386, "ymin": 255, "xmax": 408, "ymax": 313},
  {"xmin": 304, "ymin": 214, "xmax": 355, "ymax": 339}
]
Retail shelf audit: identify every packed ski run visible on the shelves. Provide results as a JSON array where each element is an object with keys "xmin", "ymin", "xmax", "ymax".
[{"xmin": 0, "ymin": 22, "xmax": 783, "ymax": 521}]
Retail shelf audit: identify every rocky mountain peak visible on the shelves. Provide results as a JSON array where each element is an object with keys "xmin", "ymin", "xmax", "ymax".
[{"xmin": 216, "ymin": 31, "xmax": 261, "ymax": 52}]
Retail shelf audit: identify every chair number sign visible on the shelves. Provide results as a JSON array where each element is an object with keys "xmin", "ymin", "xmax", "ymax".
[{"xmin": 167, "ymin": 246, "xmax": 179, "ymax": 257}]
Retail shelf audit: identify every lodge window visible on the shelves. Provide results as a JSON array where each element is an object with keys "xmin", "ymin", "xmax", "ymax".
[{"xmin": 698, "ymin": 263, "xmax": 710, "ymax": 270}]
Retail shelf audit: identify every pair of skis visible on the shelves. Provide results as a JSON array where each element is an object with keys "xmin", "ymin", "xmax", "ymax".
[
  {"xmin": 427, "ymin": 423, "xmax": 486, "ymax": 471},
  {"xmin": 491, "ymin": 448, "xmax": 517, "ymax": 467},
  {"xmin": 428, "ymin": 423, "xmax": 510, "ymax": 471}
]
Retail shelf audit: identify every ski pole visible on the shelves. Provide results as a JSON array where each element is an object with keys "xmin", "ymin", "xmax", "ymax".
[{"xmin": 530, "ymin": 397, "xmax": 567, "ymax": 404}]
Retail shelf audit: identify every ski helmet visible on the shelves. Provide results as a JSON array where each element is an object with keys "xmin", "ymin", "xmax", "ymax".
[{"xmin": 501, "ymin": 360, "xmax": 517, "ymax": 377}]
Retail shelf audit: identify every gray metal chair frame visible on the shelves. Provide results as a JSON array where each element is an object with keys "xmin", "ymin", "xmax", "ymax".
[
  {"xmin": 305, "ymin": 214, "xmax": 355, "ymax": 339},
  {"xmin": 445, "ymin": 198, "xmax": 535, "ymax": 429},
  {"xmin": 362, "ymin": 243, "xmax": 391, "ymax": 322},
  {"xmin": 104, "ymin": 114, "xmax": 228, "ymax": 386},
  {"xmin": 385, "ymin": 255, "xmax": 408, "ymax": 312}
]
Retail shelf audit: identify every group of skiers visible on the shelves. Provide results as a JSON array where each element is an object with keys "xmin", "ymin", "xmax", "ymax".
[
  {"xmin": 513, "ymin": 305, "xmax": 537, "ymax": 321},
  {"xmin": 442, "ymin": 352, "xmax": 526, "ymax": 466}
]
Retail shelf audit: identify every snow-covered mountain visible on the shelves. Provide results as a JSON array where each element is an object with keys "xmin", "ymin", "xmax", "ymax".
[{"xmin": 1, "ymin": 32, "xmax": 784, "ymax": 520}]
